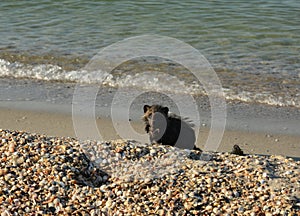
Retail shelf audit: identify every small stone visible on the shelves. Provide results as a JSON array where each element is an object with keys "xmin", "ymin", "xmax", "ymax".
[
  {"xmin": 260, "ymin": 179, "xmax": 266, "ymax": 184},
  {"xmin": 102, "ymin": 159, "xmax": 108, "ymax": 165},
  {"xmin": 150, "ymin": 149, "xmax": 156, "ymax": 155},
  {"xmin": 90, "ymin": 209, "xmax": 99, "ymax": 216},
  {"xmin": 284, "ymin": 170, "xmax": 292, "ymax": 175},
  {"xmin": 213, "ymin": 207, "xmax": 220, "ymax": 214},
  {"xmin": 157, "ymin": 209, "xmax": 165, "ymax": 216},
  {"xmin": 1, "ymin": 211, "xmax": 9, "ymax": 216},
  {"xmin": 8, "ymin": 142, "xmax": 15, "ymax": 153},
  {"xmin": 233, "ymin": 191, "xmax": 240, "ymax": 198},
  {"xmin": 16, "ymin": 156, "xmax": 24, "ymax": 165},
  {"xmin": 105, "ymin": 199, "xmax": 112, "ymax": 208},
  {"xmin": 263, "ymin": 205, "xmax": 269, "ymax": 211},
  {"xmin": 0, "ymin": 169, "xmax": 8, "ymax": 176},
  {"xmin": 182, "ymin": 194, "xmax": 188, "ymax": 200},
  {"xmin": 19, "ymin": 138, "xmax": 26, "ymax": 144},
  {"xmin": 238, "ymin": 207, "xmax": 244, "ymax": 212},
  {"xmin": 205, "ymin": 205, "xmax": 213, "ymax": 211},
  {"xmin": 116, "ymin": 190, "xmax": 122, "ymax": 196}
]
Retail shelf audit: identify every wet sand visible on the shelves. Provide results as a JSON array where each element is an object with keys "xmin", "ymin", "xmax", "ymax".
[{"xmin": 0, "ymin": 78, "xmax": 299, "ymax": 159}]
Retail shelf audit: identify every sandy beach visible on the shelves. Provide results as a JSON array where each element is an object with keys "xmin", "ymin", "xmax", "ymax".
[
  {"xmin": 0, "ymin": 94, "xmax": 299, "ymax": 215},
  {"xmin": 0, "ymin": 77, "xmax": 299, "ymax": 215},
  {"xmin": 1, "ymin": 0, "xmax": 300, "ymax": 214},
  {"xmin": 0, "ymin": 106, "xmax": 299, "ymax": 159}
]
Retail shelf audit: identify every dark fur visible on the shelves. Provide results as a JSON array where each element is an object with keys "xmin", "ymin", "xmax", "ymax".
[{"xmin": 143, "ymin": 104, "xmax": 200, "ymax": 151}]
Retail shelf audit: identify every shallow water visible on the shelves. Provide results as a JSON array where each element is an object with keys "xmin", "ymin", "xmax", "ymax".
[{"xmin": 0, "ymin": 0, "xmax": 299, "ymax": 107}]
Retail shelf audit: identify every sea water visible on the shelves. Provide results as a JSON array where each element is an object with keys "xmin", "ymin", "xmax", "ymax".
[{"xmin": 0, "ymin": 0, "xmax": 299, "ymax": 107}]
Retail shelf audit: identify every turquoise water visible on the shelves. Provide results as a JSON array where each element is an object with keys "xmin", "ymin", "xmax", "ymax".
[{"xmin": 0, "ymin": 0, "xmax": 299, "ymax": 107}]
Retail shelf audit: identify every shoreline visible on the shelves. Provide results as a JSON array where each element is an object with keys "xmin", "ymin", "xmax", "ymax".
[{"xmin": 0, "ymin": 106, "xmax": 299, "ymax": 159}]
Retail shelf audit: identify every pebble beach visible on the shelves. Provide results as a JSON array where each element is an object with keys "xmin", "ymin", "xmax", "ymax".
[
  {"xmin": 0, "ymin": 129, "xmax": 299, "ymax": 215},
  {"xmin": 1, "ymin": 1, "xmax": 300, "ymax": 215}
]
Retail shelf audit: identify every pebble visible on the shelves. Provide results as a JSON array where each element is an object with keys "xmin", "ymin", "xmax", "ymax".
[
  {"xmin": 0, "ymin": 129, "xmax": 299, "ymax": 215},
  {"xmin": 8, "ymin": 142, "xmax": 15, "ymax": 153},
  {"xmin": 150, "ymin": 149, "xmax": 157, "ymax": 155}
]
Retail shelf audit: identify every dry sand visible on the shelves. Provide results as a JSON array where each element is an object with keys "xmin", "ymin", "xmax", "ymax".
[{"xmin": 0, "ymin": 107, "xmax": 299, "ymax": 159}]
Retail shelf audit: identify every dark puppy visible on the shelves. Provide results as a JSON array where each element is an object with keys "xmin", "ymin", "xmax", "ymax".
[{"xmin": 143, "ymin": 104, "xmax": 200, "ymax": 151}]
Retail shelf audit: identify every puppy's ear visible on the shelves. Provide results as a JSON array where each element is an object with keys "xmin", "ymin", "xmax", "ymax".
[
  {"xmin": 143, "ymin": 105, "xmax": 151, "ymax": 113},
  {"xmin": 162, "ymin": 106, "xmax": 169, "ymax": 115}
]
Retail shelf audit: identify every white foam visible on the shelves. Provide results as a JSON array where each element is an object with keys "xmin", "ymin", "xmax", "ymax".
[
  {"xmin": 224, "ymin": 89, "xmax": 300, "ymax": 108},
  {"xmin": 0, "ymin": 59, "xmax": 110, "ymax": 83},
  {"xmin": 1, "ymin": 59, "xmax": 299, "ymax": 108}
]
